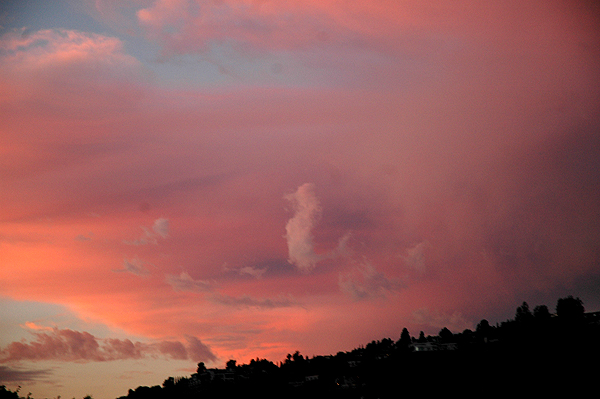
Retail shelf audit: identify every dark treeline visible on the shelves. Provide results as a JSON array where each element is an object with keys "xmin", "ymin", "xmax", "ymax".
[
  {"xmin": 3, "ymin": 295, "xmax": 599, "ymax": 399},
  {"xmin": 116, "ymin": 295, "xmax": 600, "ymax": 398}
]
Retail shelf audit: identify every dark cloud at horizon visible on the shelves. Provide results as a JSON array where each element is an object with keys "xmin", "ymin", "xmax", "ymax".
[{"xmin": 0, "ymin": 365, "xmax": 54, "ymax": 383}]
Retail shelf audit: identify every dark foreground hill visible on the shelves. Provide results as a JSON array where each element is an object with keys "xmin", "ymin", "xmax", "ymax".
[
  {"xmin": 116, "ymin": 344, "xmax": 597, "ymax": 399},
  {"xmin": 2, "ymin": 296, "xmax": 598, "ymax": 399},
  {"xmin": 119, "ymin": 296, "xmax": 600, "ymax": 399}
]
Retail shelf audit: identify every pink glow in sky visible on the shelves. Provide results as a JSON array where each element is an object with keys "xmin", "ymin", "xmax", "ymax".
[{"xmin": 1, "ymin": 1, "xmax": 600, "ymax": 398}]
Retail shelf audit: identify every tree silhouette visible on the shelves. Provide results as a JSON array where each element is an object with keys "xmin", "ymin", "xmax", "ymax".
[
  {"xmin": 533, "ymin": 305, "xmax": 551, "ymax": 321},
  {"xmin": 0, "ymin": 386, "xmax": 20, "ymax": 399},
  {"xmin": 196, "ymin": 362, "xmax": 206, "ymax": 374},
  {"xmin": 438, "ymin": 327, "xmax": 453, "ymax": 343},
  {"xmin": 556, "ymin": 296, "xmax": 584, "ymax": 321},
  {"xmin": 162, "ymin": 377, "xmax": 174, "ymax": 389},
  {"xmin": 226, "ymin": 359, "xmax": 237, "ymax": 371},
  {"xmin": 400, "ymin": 328, "xmax": 411, "ymax": 342},
  {"xmin": 398, "ymin": 327, "xmax": 411, "ymax": 350},
  {"xmin": 292, "ymin": 351, "xmax": 304, "ymax": 363},
  {"xmin": 476, "ymin": 319, "xmax": 492, "ymax": 343},
  {"xmin": 515, "ymin": 302, "xmax": 534, "ymax": 324}
]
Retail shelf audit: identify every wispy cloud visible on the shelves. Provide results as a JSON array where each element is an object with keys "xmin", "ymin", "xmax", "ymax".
[
  {"xmin": 210, "ymin": 293, "xmax": 297, "ymax": 309},
  {"xmin": 0, "ymin": 27, "xmax": 138, "ymax": 70},
  {"xmin": 0, "ymin": 365, "xmax": 53, "ymax": 382},
  {"xmin": 223, "ymin": 265, "xmax": 269, "ymax": 279},
  {"xmin": 123, "ymin": 218, "xmax": 170, "ymax": 246},
  {"xmin": 74, "ymin": 233, "xmax": 92, "ymax": 241},
  {"xmin": 152, "ymin": 218, "xmax": 170, "ymax": 238},
  {"xmin": 166, "ymin": 271, "xmax": 213, "ymax": 293},
  {"xmin": 339, "ymin": 261, "xmax": 403, "ymax": 301},
  {"xmin": 20, "ymin": 321, "xmax": 54, "ymax": 331},
  {"xmin": 238, "ymin": 266, "xmax": 267, "ymax": 279},
  {"xmin": 112, "ymin": 256, "xmax": 151, "ymax": 277},
  {"xmin": 403, "ymin": 241, "xmax": 430, "ymax": 275}
]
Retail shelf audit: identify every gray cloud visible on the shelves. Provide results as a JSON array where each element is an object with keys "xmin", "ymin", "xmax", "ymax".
[
  {"xmin": 113, "ymin": 257, "xmax": 151, "ymax": 276},
  {"xmin": 339, "ymin": 262, "xmax": 404, "ymax": 301},
  {"xmin": 152, "ymin": 218, "xmax": 170, "ymax": 238},
  {"xmin": 74, "ymin": 233, "xmax": 92, "ymax": 241},
  {"xmin": 222, "ymin": 264, "xmax": 268, "ymax": 279},
  {"xmin": 0, "ymin": 365, "xmax": 53, "ymax": 382},
  {"xmin": 403, "ymin": 241, "xmax": 430, "ymax": 275},
  {"xmin": 238, "ymin": 266, "xmax": 267, "ymax": 279},
  {"xmin": 166, "ymin": 271, "xmax": 214, "ymax": 292},
  {"xmin": 123, "ymin": 218, "xmax": 169, "ymax": 245}
]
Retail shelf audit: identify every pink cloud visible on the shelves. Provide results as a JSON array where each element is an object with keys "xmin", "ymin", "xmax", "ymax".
[
  {"xmin": 0, "ymin": 28, "xmax": 141, "ymax": 106},
  {"xmin": 184, "ymin": 336, "xmax": 218, "ymax": 363},
  {"xmin": 157, "ymin": 340, "xmax": 187, "ymax": 360},
  {"xmin": 284, "ymin": 183, "xmax": 352, "ymax": 273},
  {"xmin": 0, "ymin": 28, "xmax": 147, "ymax": 214},
  {"xmin": 284, "ymin": 183, "xmax": 323, "ymax": 272},
  {"xmin": 0, "ymin": 327, "xmax": 215, "ymax": 363},
  {"xmin": 1, "ymin": 3, "xmax": 599, "ymax": 390},
  {"xmin": 1, "ymin": 328, "xmax": 103, "ymax": 362},
  {"xmin": 103, "ymin": 338, "xmax": 146, "ymax": 360}
]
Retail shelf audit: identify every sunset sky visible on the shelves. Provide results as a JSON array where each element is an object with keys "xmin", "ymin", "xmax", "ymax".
[{"xmin": 1, "ymin": 1, "xmax": 599, "ymax": 398}]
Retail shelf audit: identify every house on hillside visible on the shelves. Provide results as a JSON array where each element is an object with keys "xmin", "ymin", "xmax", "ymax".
[
  {"xmin": 336, "ymin": 376, "xmax": 358, "ymax": 389},
  {"xmin": 411, "ymin": 342, "xmax": 436, "ymax": 352},
  {"xmin": 411, "ymin": 342, "xmax": 457, "ymax": 352},
  {"xmin": 189, "ymin": 368, "xmax": 235, "ymax": 386},
  {"xmin": 585, "ymin": 311, "xmax": 600, "ymax": 324}
]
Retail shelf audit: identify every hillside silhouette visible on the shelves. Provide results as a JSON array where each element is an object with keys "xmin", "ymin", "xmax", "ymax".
[
  {"xmin": 116, "ymin": 295, "xmax": 600, "ymax": 398},
  {"xmin": 2, "ymin": 295, "xmax": 599, "ymax": 398}
]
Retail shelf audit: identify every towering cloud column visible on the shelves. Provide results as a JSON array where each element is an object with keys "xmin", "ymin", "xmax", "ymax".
[{"xmin": 284, "ymin": 183, "xmax": 323, "ymax": 273}]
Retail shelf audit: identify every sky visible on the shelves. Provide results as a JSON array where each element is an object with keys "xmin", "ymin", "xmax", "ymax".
[{"xmin": 1, "ymin": 0, "xmax": 599, "ymax": 397}]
